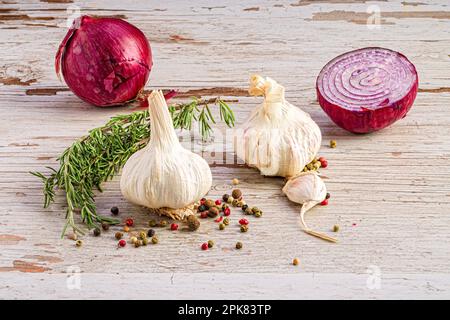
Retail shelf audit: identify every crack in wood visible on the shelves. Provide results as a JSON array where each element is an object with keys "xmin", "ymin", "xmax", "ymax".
[
  {"xmin": 291, "ymin": 0, "xmax": 387, "ymax": 6},
  {"xmin": 0, "ymin": 260, "xmax": 51, "ymax": 273},
  {"xmin": 0, "ymin": 77, "xmax": 36, "ymax": 86},
  {"xmin": 418, "ymin": 87, "xmax": 450, "ymax": 93},
  {"xmin": 0, "ymin": 234, "xmax": 26, "ymax": 245}
]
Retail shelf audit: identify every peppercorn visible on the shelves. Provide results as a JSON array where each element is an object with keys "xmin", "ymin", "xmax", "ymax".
[
  {"xmin": 75, "ymin": 240, "xmax": 83, "ymax": 247},
  {"xmin": 255, "ymin": 211, "xmax": 262, "ymax": 218},
  {"xmin": 222, "ymin": 194, "xmax": 230, "ymax": 202},
  {"xmin": 223, "ymin": 207, "xmax": 231, "ymax": 216},
  {"xmin": 142, "ymin": 238, "xmax": 149, "ymax": 246},
  {"xmin": 251, "ymin": 207, "xmax": 259, "ymax": 214},
  {"xmin": 158, "ymin": 220, "xmax": 168, "ymax": 228},
  {"xmin": 236, "ymin": 200, "xmax": 244, "ymax": 207},
  {"xmin": 139, "ymin": 231, "xmax": 147, "ymax": 240},
  {"xmin": 115, "ymin": 232, "xmax": 123, "ymax": 240},
  {"xmin": 326, "ymin": 192, "xmax": 331, "ymax": 199},
  {"xmin": 239, "ymin": 218, "xmax": 249, "ymax": 225},
  {"xmin": 245, "ymin": 207, "xmax": 253, "ymax": 215},
  {"xmin": 293, "ymin": 258, "xmax": 300, "ymax": 266},
  {"xmin": 207, "ymin": 240, "xmax": 214, "ymax": 248},
  {"xmin": 130, "ymin": 236, "xmax": 138, "ymax": 244},
  {"xmin": 200, "ymin": 212, "xmax": 208, "ymax": 219},
  {"xmin": 110, "ymin": 206, "xmax": 119, "ymax": 215},
  {"xmin": 201, "ymin": 243, "xmax": 208, "ymax": 250},
  {"xmin": 313, "ymin": 161, "xmax": 321, "ymax": 170},
  {"xmin": 219, "ymin": 223, "xmax": 225, "ymax": 230},
  {"xmin": 227, "ymin": 196, "xmax": 233, "ymax": 204},
  {"xmin": 235, "ymin": 242, "xmax": 243, "ymax": 249},
  {"xmin": 320, "ymin": 199, "xmax": 328, "ymax": 206},
  {"xmin": 200, "ymin": 198, "xmax": 206, "ymax": 205},
  {"xmin": 208, "ymin": 207, "xmax": 219, "ymax": 218},
  {"xmin": 231, "ymin": 189, "xmax": 242, "ymax": 200},
  {"xmin": 330, "ymin": 140, "xmax": 337, "ymax": 148},
  {"xmin": 333, "ymin": 225, "xmax": 340, "ymax": 232},
  {"xmin": 171, "ymin": 223, "xmax": 179, "ymax": 231},
  {"xmin": 241, "ymin": 204, "xmax": 248, "ymax": 212},
  {"xmin": 125, "ymin": 218, "xmax": 134, "ymax": 227},
  {"xmin": 134, "ymin": 240, "xmax": 142, "ymax": 248},
  {"xmin": 222, "ymin": 203, "xmax": 229, "ymax": 211},
  {"xmin": 223, "ymin": 217, "xmax": 230, "ymax": 226},
  {"xmin": 187, "ymin": 215, "xmax": 200, "ymax": 231},
  {"xmin": 148, "ymin": 219, "xmax": 157, "ymax": 227},
  {"xmin": 198, "ymin": 204, "xmax": 207, "ymax": 212},
  {"xmin": 232, "ymin": 178, "xmax": 240, "ymax": 185},
  {"xmin": 151, "ymin": 236, "xmax": 158, "ymax": 244},
  {"xmin": 118, "ymin": 239, "xmax": 126, "ymax": 247},
  {"xmin": 319, "ymin": 157, "xmax": 328, "ymax": 168},
  {"xmin": 215, "ymin": 216, "xmax": 223, "ymax": 223},
  {"xmin": 101, "ymin": 223, "xmax": 110, "ymax": 231},
  {"xmin": 147, "ymin": 229, "xmax": 155, "ymax": 237},
  {"xmin": 215, "ymin": 199, "xmax": 222, "ymax": 206},
  {"xmin": 232, "ymin": 199, "xmax": 239, "ymax": 207},
  {"xmin": 204, "ymin": 199, "xmax": 215, "ymax": 208},
  {"xmin": 93, "ymin": 228, "xmax": 101, "ymax": 237},
  {"xmin": 123, "ymin": 225, "xmax": 130, "ymax": 232},
  {"xmin": 67, "ymin": 233, "xmax": 77, "ymax": 241},
  {"xmin": 240, "ymin": 225, "xmax": 248, "ymax": 233}
]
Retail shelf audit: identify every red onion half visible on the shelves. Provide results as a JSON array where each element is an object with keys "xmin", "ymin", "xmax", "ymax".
[
  {"xmin": 316, "ymin": 47, "xmax": 418, "ymax": 133},
  {"xmin": 56, "ymin": 16, "xmax": 152, "ymax": 107}
]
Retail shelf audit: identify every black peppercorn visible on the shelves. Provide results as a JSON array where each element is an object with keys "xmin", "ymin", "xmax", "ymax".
[
  {"xmin": 93, "ymin": 228, "xmax": 101, "ymax": 236},
  {"xmin": 326, "ymin": 192, "xmax": 331, "ymax": 199},
  {"xmin": 110, "ymin": 206, "xmax": 119, "ymax": 215},
  {"xmin": 241, "ymin": 204, "xmax": 248, "ymax": 212},
  {"xmin": 147, "ymin": 229, "xmax": 155, "ymax": 237},
  {"xmin": 101, "ymin": 223, "xmax": 110, "ymax": 231},
  {"xmin": 198, "ymin": 204, "xmax": 207, "ymax": 212},
  {"xmin": 187, "ymin": 215, "xmax": 200, "ymax": 231},
  {"xmin": 232, "ymin": 189, "xmax": 242, "ymax": 200},
  {"xmin": 222, "ymin": 194, "xmax": 230, "ymax": 202}
]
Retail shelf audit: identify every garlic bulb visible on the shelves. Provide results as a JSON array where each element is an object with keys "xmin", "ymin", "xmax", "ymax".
[
  {"xmin": 235, "ymin": 75, "xmax": 321, "ymax": 177},
  {"xmin": 120, "ymin": 90, "xmax": 212, "ymax": 217},
  {"xmin": 282, "ymin": 172, "xmax": 337, "ymax": 243}
]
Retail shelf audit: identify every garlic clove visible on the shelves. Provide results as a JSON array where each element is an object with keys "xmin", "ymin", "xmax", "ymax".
[{"xmin": 282, "ymin": 172, "xmax": 337, "ymax": 243}]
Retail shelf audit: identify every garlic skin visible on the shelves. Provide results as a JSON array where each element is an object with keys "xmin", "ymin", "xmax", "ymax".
[
  {"xmin": 282, "ymin": 172, "xmax": 337, "ymax": 243},
  {"xmin": 235, "ymin": 75, "xmax": 321, "ymax": 178},
  {"xmin": 120, "ymin": 90, "xmax": 212, "ymax": 210}
]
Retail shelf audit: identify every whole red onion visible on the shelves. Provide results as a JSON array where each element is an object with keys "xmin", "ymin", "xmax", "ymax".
[
  {"xmin": 56, "ymin": 15, "xmax": 152, "ymax": 107},
  {"xmin": 316, "ymin": 47, "xmax": 418, "ymax": 133}
]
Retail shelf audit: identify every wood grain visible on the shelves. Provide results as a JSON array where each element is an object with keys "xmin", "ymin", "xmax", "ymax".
[{"xmin": 0, "ymin": 0, "xmax": 450, "ymax": 299}]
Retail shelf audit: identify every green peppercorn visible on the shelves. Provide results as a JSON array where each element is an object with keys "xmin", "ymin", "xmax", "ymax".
[
  {"xmin": 236, "ymin": 200, "xmax": 244, "ymax": 207},
  {"xmin": 75, "ymin": 240, "xmax": 83, "ymax": 247},
  {"xmin": 313, "ymin": 162, "xmax": 321, "ymax": 169},
  {"xmin": 151, "ymin": 236, "xmax": 159, "ymax": 244},
  {"xmin": 147, "ymin": 229, "xmax": 155, "ymax": 237},
  {"xmin": 333, "ymin": 225, "xmax": 340, "ymax": 232},
  {"xmin": 187, "ymin": 215, "xmax": 200, "ymax": 231},
  {"xmin": 232, "ymin": 199, "xmax": 239, "ymax": 207},
  {"xmin": 142, "ymin": 238, "xmax": 149, "ymax": 246},
  {"xmin": 255, "ymin": 211, "xmax": 262, "ymax": 218},
  {"xmin": 93, "ymin": 228, "xmax": 101, "ymax": 237},
  {"xmin": 149, "ymin": 219, "xmax": 157, "ymax": 227},
  {"xmin": 240, "ymin": 225, "xmax": 248, "ymax": 233},
  {"xmin": 101, "ymin": 223, "xmax": 110, "ymax": 231},
  {"xmin": 208, "ymin": 207, "xmax": 219, "ymax": 218},
  {"xmin": 115, "ymin": 232, "xmax": 123, "ymax": 240},
  {"xmin": 158, "ymin": 220, "xmax": 168, "ymax": 228},
  {"xmin": 207, "ymin": 240, "xmax": 214, "ymax": 248},
  {"xmin": 236, "ymin": 242, "xmax": 243, "ymax": 249},
  {"xmin": 219, "ymin": 223, "xmax": 225, "ymax": 230},
  {"xmin": 130, "ymin": 236, "xmax": 138, "ymax": 244},
  {"xmin": 330, "ymin": 140, "xmax": 337, "ymax": 148},
  {"xmin": 204, "ymin": 199, "xmax": 215, "ymax": 208},
  {"xmin": 232, "ymin": 189, "xmax": 242, "ymax": 199},
  {"xmin": 251, "ymin": 207, "xmax": 259, "ymax": 214},
  {"xmin": 222, "ymin": 203, "xmax": 229, "ymax": 211},
  {"xmin": 227, "ymin": 196, "xmax": 234, "ymax": 204},
  {"xmin": 245, "ymin": 207, "xmax": 253, "ymax": 215},
  {"xmin": 135, "ymin": 240, "xmax": 142, "ymax": 248},
  {"xmin": 222, "ymin": 194, "xmax": 230, "ymax": 202},
  {"xmin": 139, "ymin": 231, "xmax": 147, "ymax": 240},
  {"xmin": 241, "ymin": 204, "xmax": 248, "ymax": 212},
  {"xmin": 223, "ymin": 217, "xmax": 230, "ymax": 226}
]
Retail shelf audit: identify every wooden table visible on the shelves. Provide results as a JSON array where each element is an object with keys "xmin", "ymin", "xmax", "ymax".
[{"xmin": 1, "ymin": 0, "xmax": 449, "ymax": 300}]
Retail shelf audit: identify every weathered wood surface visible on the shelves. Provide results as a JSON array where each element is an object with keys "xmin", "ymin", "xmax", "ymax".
[{"xmin": 1, "ymin": 0, "xmax": 450, "ymax": 299}]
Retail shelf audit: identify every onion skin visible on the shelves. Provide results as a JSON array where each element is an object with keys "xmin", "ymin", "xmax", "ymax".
[
  {"xmin": 316, "ymin": 48, "xmax": 418, "ymax": 133},
  {"xmin": 56, "ymin": 16, "xmax": 152, "ymax": 107}
]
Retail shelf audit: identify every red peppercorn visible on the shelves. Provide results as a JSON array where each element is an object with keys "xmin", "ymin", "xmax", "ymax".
[
  {"xmin": 319, "ymin": 157, "xmax": 328, "ymax": 168},
  {"xmin": 320, "ymin": 199, "xmax": 328, "ymax": 206},
  {"xmin": 125, "ymin": 218, "xmax": 134, "ymax": 227},
  {"xmin": 200, "ymin": 212, "xmax": 208, "ymax": 219},
  {"xmin": 201, "ymin": 243, "xmax": 208, "ymax": 250},
  {"xmin": 200, "ymin": 198, "xmax": 206, "ymax": 205},
  {"xmin": 214, "ymin": 216, "xmax": 223, "ymax": 223},
  {"xmin": 118, "ymin": 239, "xmax": 126, "ymax": 247},
  {"xmin": 223, "ymin": 207, "xmax": 231, "ymax": 216},
  {"xmin": 215, "ymin": 199, "xmax": 222, "ymax": 205},
  {"xmin": 239, "ymin": 218, "xmax": 249, "ymax": 225},
  {"xmin": 170, "ymin": 223, "xmax": 179, "ymax": 231}
]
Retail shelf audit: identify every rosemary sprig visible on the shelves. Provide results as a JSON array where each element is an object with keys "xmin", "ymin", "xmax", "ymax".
[{"xmin": 31, "ymin": 98, "xmax": 235, "ymax": 237}]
